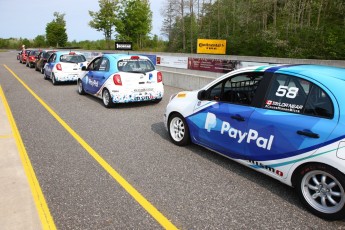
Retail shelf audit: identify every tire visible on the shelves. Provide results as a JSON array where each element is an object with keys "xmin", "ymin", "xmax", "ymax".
[
  {"xmin": 41, "ymin": 66, "xmax": 45, "ymax": 74},
  {"xmin": 152, "ymin": 98, "xmax": 162, "ymax": 103},
  {"xmin": 78, "ymin": 80, "xmax": 85, "ymax": 95},
  {"xmin": 168, "ymin": 113, "xmax": 190, "ymax": 146},
  {"xmin": 294, "ymin": 163, "xmax": 345, "ymax": 220},
  {"xmin": 52, "ymin": 74, "xmax": 58, "ymax": 85},
  {"xmin": 102, "ymin": 89, "xmax": 114, "ymax": 108}
]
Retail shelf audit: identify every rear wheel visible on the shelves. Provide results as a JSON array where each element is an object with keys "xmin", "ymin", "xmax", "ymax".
[
  {"xmin": 102, "ymin": 89, "xmax": 114, "ymax": 108},
  {"xmin": 52, "ymin": 74, "xmax": 58, "ymax": 85},
  {"xmin": 78, "ymin": 80, "xmax": 85, "ymax": 95},
  {"xmin": 295, "ymin": 163, "xmax": 345, "ymax": 220},
  {"xmin": 168, "ymin": 113, "xmax": 190, "ymax": 146}
]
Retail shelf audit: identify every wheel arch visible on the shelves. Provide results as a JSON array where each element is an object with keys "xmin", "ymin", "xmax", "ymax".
[{"xmin": 291, "ymin": 161, "xmax": 344, "ymax": 188}]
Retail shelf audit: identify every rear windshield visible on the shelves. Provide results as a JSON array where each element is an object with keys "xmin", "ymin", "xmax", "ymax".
[
  {"xmin": 60, "ymin": 54, "xmax": 86, "ymax": 63},
  {"xmin": 117, "ymin": 59, "xmax": 155, "ymax": 73}
]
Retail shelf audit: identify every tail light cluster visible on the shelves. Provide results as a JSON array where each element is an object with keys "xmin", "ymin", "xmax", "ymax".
[
  {"xmin": 56, "ymin": 63, "xmax": 62, "ymax": 71},
  {"xmin": 157, "ymin": 71, "xmax": 163, "ymax": 83},
  {"xmin": 113, "ymin": 74, "xmax": 122, "ymax": 85}
]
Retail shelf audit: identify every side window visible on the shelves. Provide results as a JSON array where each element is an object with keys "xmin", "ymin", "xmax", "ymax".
[
  {"xmin": 98, "ymin": 58, "xmax": 109, "ymax": 71},
  {"xmin": 87, "ymin": 57, "xmax": 102, "ymax": 71},
  {"xmin": 48, "ymin": 54, "xmax": 55, "ymax": 63},
  {"xmin": 207, "ymin": 72, "xmax": 263, "ymax": 105},
  {"xmin": 264, "ymin": 74, "xmax": 333, "ymax": 118},
  {"xmin": 304, "ymin": 85, "xmax": 334, "ymax": 119}
]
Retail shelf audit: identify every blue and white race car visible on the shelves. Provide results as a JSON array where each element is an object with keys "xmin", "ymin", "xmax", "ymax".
[
  {"xmin": 164, "ymin": 64, "xmax": 345, "ymax": 220},
  {"xmin": 44, "ymin": 51, "xmax": 88, "ymax": 85},
  {"xmin": 78, "ymin": 54, "xmax": 164, "ymax": 108}
]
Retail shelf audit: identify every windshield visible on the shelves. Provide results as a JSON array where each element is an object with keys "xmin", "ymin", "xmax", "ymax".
[
  {"xmin": 60, "ymin": 54, "xmax": 86, "ymax": 63},
  {"xmin": 117, "ymin": 59, "xmax": 155, "ymax": 73}
]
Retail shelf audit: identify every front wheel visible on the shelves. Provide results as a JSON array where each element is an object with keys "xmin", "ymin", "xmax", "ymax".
[
  {"xmin": 102, "ymin": 89, "xmax": 114, "ymax": 108},
  {"xmin": 78, "ymin": 80, "xmax": 85, "ymax": 95},
  {"xmin": 168, "ymin": 113, "xmax": 190, "ymax": 146},
  {"xmin": 295, "ymin": 164, "xmax": 345, "ymax": 220}
]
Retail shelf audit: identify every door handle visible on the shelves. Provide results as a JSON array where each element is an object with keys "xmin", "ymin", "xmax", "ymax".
[
  {"xmin": 297, "ymin": 130, "xmax": 320, "ymax": 139},
  {"xmin": 231, "ymin": 115, "xmax": 245, "ymax": 122}
]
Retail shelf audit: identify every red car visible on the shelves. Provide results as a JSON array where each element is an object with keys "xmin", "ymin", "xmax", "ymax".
[
  {"xmin": 19, "ymin": 49, "xmax": 31, "ymax": 64},
  {"xmin": 26, "ymin": 50, "xmax": 40, "ymax": 68}
]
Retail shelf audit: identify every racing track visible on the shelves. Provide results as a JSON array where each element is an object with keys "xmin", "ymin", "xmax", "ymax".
[{"xmin": 0, "ymin": 51, "xmax": 344, "ymax": 229}]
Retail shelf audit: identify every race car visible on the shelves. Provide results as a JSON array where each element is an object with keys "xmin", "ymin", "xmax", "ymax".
[
  {"xmin": 164, "ymin": 64, "xmax": 345, "ymax": 220},
  {"xmin": 43, "ymin": 51, "xmax": 88, "ymax": 85},
  {"xmin": 77, "ymin": 54, "xmax": 164, "ymax": 108}
]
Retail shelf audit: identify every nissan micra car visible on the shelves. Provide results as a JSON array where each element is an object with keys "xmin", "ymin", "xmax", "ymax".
[
  {"xmin": 78, "ymin": 54, "xmax": 164, "ymax": 108},
  {"xmin": 164, "ymin": 64, "xmax": 345, "ymax": 220},
  {"xmin": 44, "ymin": 51, "xmax": 88, "ymax": 85}
]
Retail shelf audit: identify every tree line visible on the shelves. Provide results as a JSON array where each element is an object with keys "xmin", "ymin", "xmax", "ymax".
[
  {"xmin": 1, "ymin": 0, "xmax": 344, "ymax": 60},
  {"xmin": 161, "ymin": 0, "xmax": 345, "ymax": 59}
]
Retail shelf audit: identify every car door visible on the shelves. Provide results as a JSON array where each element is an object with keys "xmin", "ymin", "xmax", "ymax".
[
  {"xmin": 246, "ymin": 73, "xmax": 337, "ymax": 171},
  {"xmin": 186, "ymin": 72, "xmax": 264, "ymax": 159},
  {"xmin": 84, "ymin": 57, "xmax": 109, "ymax": 95},
  {"xmin": 45, "ymin": 53, "xmax": 56, "ymax": 76}
]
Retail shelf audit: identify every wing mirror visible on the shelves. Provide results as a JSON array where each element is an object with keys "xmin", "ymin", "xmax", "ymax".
[
  {"xmin": 197, "ymin": 90, "xmax": 207, "ymax": 100},
  {"xmin": 81, "ymin": 66, "xmax": 87, "ymax": 71}
]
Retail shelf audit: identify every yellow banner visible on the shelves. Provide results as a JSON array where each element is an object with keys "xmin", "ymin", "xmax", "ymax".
[{"xmin": 197, "ymin": 39, "xmax": 226, "ymax": 54}]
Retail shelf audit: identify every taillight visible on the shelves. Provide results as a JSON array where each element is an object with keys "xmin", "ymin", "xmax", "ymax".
[
  {"xmin": 157, "ymin": 72, "xmax": 163, "ymax": 83},
  {"xmin": 56, "ymin": 63, "xmax": 62, "ymax": 71},
  {"xmin": 113, "ymin": 74, "xmax": 122, "ymax": 86}
]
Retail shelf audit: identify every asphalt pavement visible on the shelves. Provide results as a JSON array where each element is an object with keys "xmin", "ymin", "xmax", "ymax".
[
  {"xmin": 0, "ymin": 85, "xmax": 42, "ymax": 230},
  {"xmin": 1, "ymin": 51, "xmax": 344, "ymax": 229}
]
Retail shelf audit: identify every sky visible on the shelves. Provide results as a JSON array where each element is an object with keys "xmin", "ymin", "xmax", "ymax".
[{"xmin": 0, "ymin": 0, "xmax": 165, "ymax": 41}]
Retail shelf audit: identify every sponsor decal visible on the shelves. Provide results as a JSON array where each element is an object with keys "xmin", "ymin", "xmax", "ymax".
[
  {"xmin": 88, "ymin": 79, "xmax": 99, "ymax": 87},
  {"xmin": 248, "ymin": 160, "xmax": 284, "ymax": 177},
  {"xmin": 265, "ymin": 100, "xmax": 303, "ymax": 113},
  {"xmin": 205, "ymin": 112, "xmax": 274, "ymax": 150}
]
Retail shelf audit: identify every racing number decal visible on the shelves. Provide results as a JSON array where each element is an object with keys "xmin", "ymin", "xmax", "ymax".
[{"xmin": 275, "ymin": 86, "xmax": 299, "ymax": 99}]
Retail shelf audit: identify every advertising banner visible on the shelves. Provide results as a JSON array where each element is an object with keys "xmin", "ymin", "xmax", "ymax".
[
  {"xmin": 115, "ymin": 42, "xmax": 133, "ymax": 50},
  {"xmin": 140, "ymin": 54, "xmax": 157, "ymax": 65},
  {"xmin": 156, "ymin": 56, "xmax": 188, "ymax": 69},
  {"xmin": 188, "ymin": 58, "xmax": 240, "ymax": 73},
  {"xmin": 197, "ymin": 39, "xmax": 226, "ymax": 55}
]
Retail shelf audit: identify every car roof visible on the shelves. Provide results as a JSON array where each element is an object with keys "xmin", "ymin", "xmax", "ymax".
[
  {"xmin": 269, "ymin": 64, "xmax": 345, "ymax": 82},
  {"xmin": 102, "ymin": 53, "xmax": 149, "ymax": 60}
]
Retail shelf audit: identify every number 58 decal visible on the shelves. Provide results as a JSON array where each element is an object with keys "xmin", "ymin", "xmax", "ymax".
[{"xmin": 275, "ymin": 86, "xmax": 299, "ymax": 99}]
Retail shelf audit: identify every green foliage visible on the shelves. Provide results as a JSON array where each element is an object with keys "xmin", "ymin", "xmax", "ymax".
[
  {"xmin": 45, "ymin": 12, "xmax": 68, "ymax": 47},
  {"xmin": 33, "ymin": 35, "xmax": 46, "ymax": 48},
  {"xmin": 89, "ymin": 0, "xmax": 119, "ymax": 49},
  {"xmin": 115, "ymin": 0, "xmax": 152, "ymax": 49},
  {"xmin": 162, "ymin": 0, "xmax": 345, "ymax": 59}
]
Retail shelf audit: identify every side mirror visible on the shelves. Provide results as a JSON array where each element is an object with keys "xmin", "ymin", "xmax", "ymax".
[
  {"xmin": 197, "ymin": 90, "xmax": 207, "ymax": 100},
  {"xmin": 81, "ymin": 66, "xmax": 87, "ymax": 71}
]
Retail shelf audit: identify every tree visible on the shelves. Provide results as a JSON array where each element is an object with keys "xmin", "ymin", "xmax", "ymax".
[
  {"xmin": 34, "ymin": 35, "xmax": 46, "ymax": 47},
  {"xmin": 116, "ymin": 0, "xmax": 152, "ymax": 49},
  {"xmin": 45, "ymin": 12, "xmax": 68, "ymax": 47},
  {"xmin": 89, "ymin": 0, "xmax": 119, "ymax": 49}
]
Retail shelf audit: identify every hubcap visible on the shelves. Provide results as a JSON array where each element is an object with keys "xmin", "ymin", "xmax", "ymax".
[
  {"xmin": 78, "ymin": 82, "xmax": 83, "ymax": 93},
  {"xmin": 169, "ymin": 117, "xmax": 185, "ymax": 142},
  {"xmin": 301, "ymin": 170, "xmax": 345, "ymax": 214},
  {"xmin": 103, "ymin": 90, "xmax": 109, "ymax": 105}
]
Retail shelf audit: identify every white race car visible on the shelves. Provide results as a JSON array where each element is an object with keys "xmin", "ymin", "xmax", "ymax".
[
  {"xmin": 44, "ymin": 51, "xmax": 88, "ymax": 85},
  {"xmin": 78, "ymin": 54, "xmax": 164, "ymax": 108},
  {"xmin": 164, "ymin": 64, "xmax": 345, "ymax": 220}
]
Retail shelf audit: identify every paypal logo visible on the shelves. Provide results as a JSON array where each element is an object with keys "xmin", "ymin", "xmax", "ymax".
[
  {"xmin": 205, "ymin": 112, "xmax": 217, "ymax": 132},
  {"xmin": 204, "ymin": 112, "xmax": 274, "ymax": 150}
]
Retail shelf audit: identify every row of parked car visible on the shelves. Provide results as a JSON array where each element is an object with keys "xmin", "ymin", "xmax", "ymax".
[
  {"xmin": 16, "ymin": 49, "xmax": 164, "ymax": 107},
  {"xmin": 16, "ymin": 49, "xmax": 345, "ymax": 220}
]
